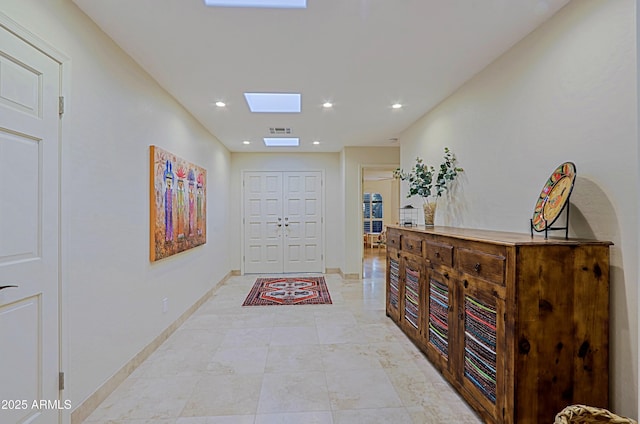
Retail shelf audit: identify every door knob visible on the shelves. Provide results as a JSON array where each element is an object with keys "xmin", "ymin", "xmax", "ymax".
[{"xmin": 0, "ymin": 285, "xmax": 18, "ymax": 291}]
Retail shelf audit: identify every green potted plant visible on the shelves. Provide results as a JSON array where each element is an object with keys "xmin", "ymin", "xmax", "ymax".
[{"xmin": 394, "ymin": 147, "xmax": 463, "ymax": 226}]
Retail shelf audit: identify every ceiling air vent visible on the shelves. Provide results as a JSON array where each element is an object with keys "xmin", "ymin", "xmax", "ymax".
[{"xmin": 269, "ymin": 127, "xmax": 292, "ymax": 135}]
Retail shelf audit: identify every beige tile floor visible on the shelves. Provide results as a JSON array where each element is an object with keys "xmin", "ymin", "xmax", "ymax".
[{"xmin": 84, "ymin": 250, "xmax": 482, "ymax": 423}]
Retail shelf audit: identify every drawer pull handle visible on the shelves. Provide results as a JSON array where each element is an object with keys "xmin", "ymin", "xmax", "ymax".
[
  {"xmin": 435, "ymin": 251, "xmax": 440, "ymax": 258},
  {"xmin": 519, "ymin": 338, "xmax": 531, "ymax": 354},
  {"xmin": 0, "ymin": 285, "xmax": 18, "ymax": 291},
  {"xmin": 463, "ymin": 280, "xmax": 469, "ymax": 288},
  {"xmin": 474, "ymin": 263, "xmax": 482, "ymax": 273}
]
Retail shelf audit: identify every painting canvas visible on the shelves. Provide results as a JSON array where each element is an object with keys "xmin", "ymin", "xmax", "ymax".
[{"xmin": 150, "ymin": 145, "xmax": 206, "ymax": 261}]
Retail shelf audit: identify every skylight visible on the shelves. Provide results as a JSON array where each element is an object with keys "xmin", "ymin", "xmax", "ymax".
[
  {"xmin": 204, "ymin": 0, "xmax": 306, "ymax": 9},
  {"xmin": 264, "ymin": 138, "xmax": 299, "ymax": 147},
  {"xmin": 244, "ymin": 93, "xmax": 301, "ymax": 113}
]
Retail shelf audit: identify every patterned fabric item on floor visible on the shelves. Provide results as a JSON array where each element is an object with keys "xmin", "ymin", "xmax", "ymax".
[{"xmin": 242, "ymin": 276, "xmax": 332, "ymax": 306}]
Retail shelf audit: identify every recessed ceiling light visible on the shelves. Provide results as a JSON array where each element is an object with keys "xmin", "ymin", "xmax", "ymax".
[
  {"xmin": 204, "ymin": 0, "xmax": 306, "ymax": 8},
  {"xmin": 242, "ymin": 140, "xmax": 251, "ymax": 145},
  {"xmin": 392, "ymin": 103, "xmax": 403, "ymax": 109},
  {"xmin": 215, "ymin": 101, "xmax": 226, "ymax": 107},
  {"xmin": 313, "ymin": 140, "xmax": 320, "ymax": 145},
  {"xmin": 264, "ymin": 137, "xmax": 299, "ymax": 147},
  {"xmin": 322, "ymin": 102, "xmax": 333, "ymax": 108},
  {"xmin": 244, "ymin": 93, "xmax": 301, "ymax": 113}
]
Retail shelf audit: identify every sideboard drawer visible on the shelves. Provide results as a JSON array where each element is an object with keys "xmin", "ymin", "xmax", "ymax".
[
  {"xmin": 456, "ymin": 247, "xmax": 506, "ymax": 285},
  {"xmin": 387, "ymin": 232, "xmax": 401, "ymax": 249},
  {"xmin": 425, "ymin": 241, "xmax": 453, "ymax": 267},
  {"xmin": 402, "ymin": 234, "xmax": 423, "ymax": 256}
]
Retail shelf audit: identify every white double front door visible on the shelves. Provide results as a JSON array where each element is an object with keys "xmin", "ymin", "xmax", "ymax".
[
  {"xmin": 0, "ymin": 23, "xmax": 62, "ymax": 423},
  {"xmin": 243, "ymin": 171, "xmax": 324, "ymax": 274}
]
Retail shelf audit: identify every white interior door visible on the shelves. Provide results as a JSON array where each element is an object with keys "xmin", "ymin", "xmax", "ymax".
[
  {"xmin": 0, "ymin": 25, "xmax": 61, "ymax": 424},
  {"xmin": 243, "ymin": 171, "xmax": 323, "ymax": 274},
  {"xmin": 244, "ymin": 172, "xmax": 284, "ymax": 274},
  {"xmin": 283, "ymin": 172, "xmax": 323, "ymax": 273}
]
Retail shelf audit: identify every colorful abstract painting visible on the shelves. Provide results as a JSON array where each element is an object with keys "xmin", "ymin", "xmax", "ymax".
[{"xmin": 150, "ymin": 145, "xmax": 206, "ymax": 261}]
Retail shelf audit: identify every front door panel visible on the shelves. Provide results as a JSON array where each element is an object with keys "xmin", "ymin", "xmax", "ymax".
[
  {"xmin": 243, "ymin": 172, "xmax": 283, "ymax": 274},
  {"xmin": 283, "ymin": 172, "xmax": 322, "ymax": 273},
  {"xmin": 243, "ymin": 171, "xmax": 323, "ymax": 274}
]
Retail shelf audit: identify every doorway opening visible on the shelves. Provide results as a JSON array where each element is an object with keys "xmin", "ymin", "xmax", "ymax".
[{"xmin": 361, "ymin": 167, "xmax": 399, "ymax": 278}]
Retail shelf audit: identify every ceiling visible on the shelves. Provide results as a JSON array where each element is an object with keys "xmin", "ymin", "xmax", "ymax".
[{"xmin": 72, "ymin": 0, "xmax": 569, "ymax": 153}]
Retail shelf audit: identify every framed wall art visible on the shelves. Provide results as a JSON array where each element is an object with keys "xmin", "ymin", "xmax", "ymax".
[{"xmin": 149, "ymin": 145, "xmax": 207, "ymax": 261}]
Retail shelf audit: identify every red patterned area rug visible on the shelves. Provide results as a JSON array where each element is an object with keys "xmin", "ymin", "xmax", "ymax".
[{"xmin": 242, "ymin": 276, "xmax": 332, "ymax": 306}]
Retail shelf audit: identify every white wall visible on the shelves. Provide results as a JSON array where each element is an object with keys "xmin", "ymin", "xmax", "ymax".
[
  {"xmin": 399, "ymin": 0, "xmax": 637, "ymax": 417},
  {"xmin": 3, "ymin": 0, "xmax": 232, "ymax": 414},
  {"xmin": 229, "ymin": 152, "xmax": 342, "ymax": 272},
  {"xmin": 343, "ymin": 147, "xmax": 400, "ymax": 277}
]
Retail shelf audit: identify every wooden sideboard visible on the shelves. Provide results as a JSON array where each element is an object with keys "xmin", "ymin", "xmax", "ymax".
[{"xmin": 385, "ymin": 226, "xmax": 611, "ymax": 424}]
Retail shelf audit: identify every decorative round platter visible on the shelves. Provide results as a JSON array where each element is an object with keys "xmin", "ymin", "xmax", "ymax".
[{"xmin": 531, "ymin": 162, "xmax": 576, "ymax": 232}]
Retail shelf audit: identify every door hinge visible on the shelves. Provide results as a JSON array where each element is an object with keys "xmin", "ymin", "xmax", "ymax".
[
  {"xmin": 58, "ymin": 96, "xmax": 64, "ymax": 117},
  {"xmin": 59, "ymin": 372, "xmax": 65, "ymax": 390}
]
